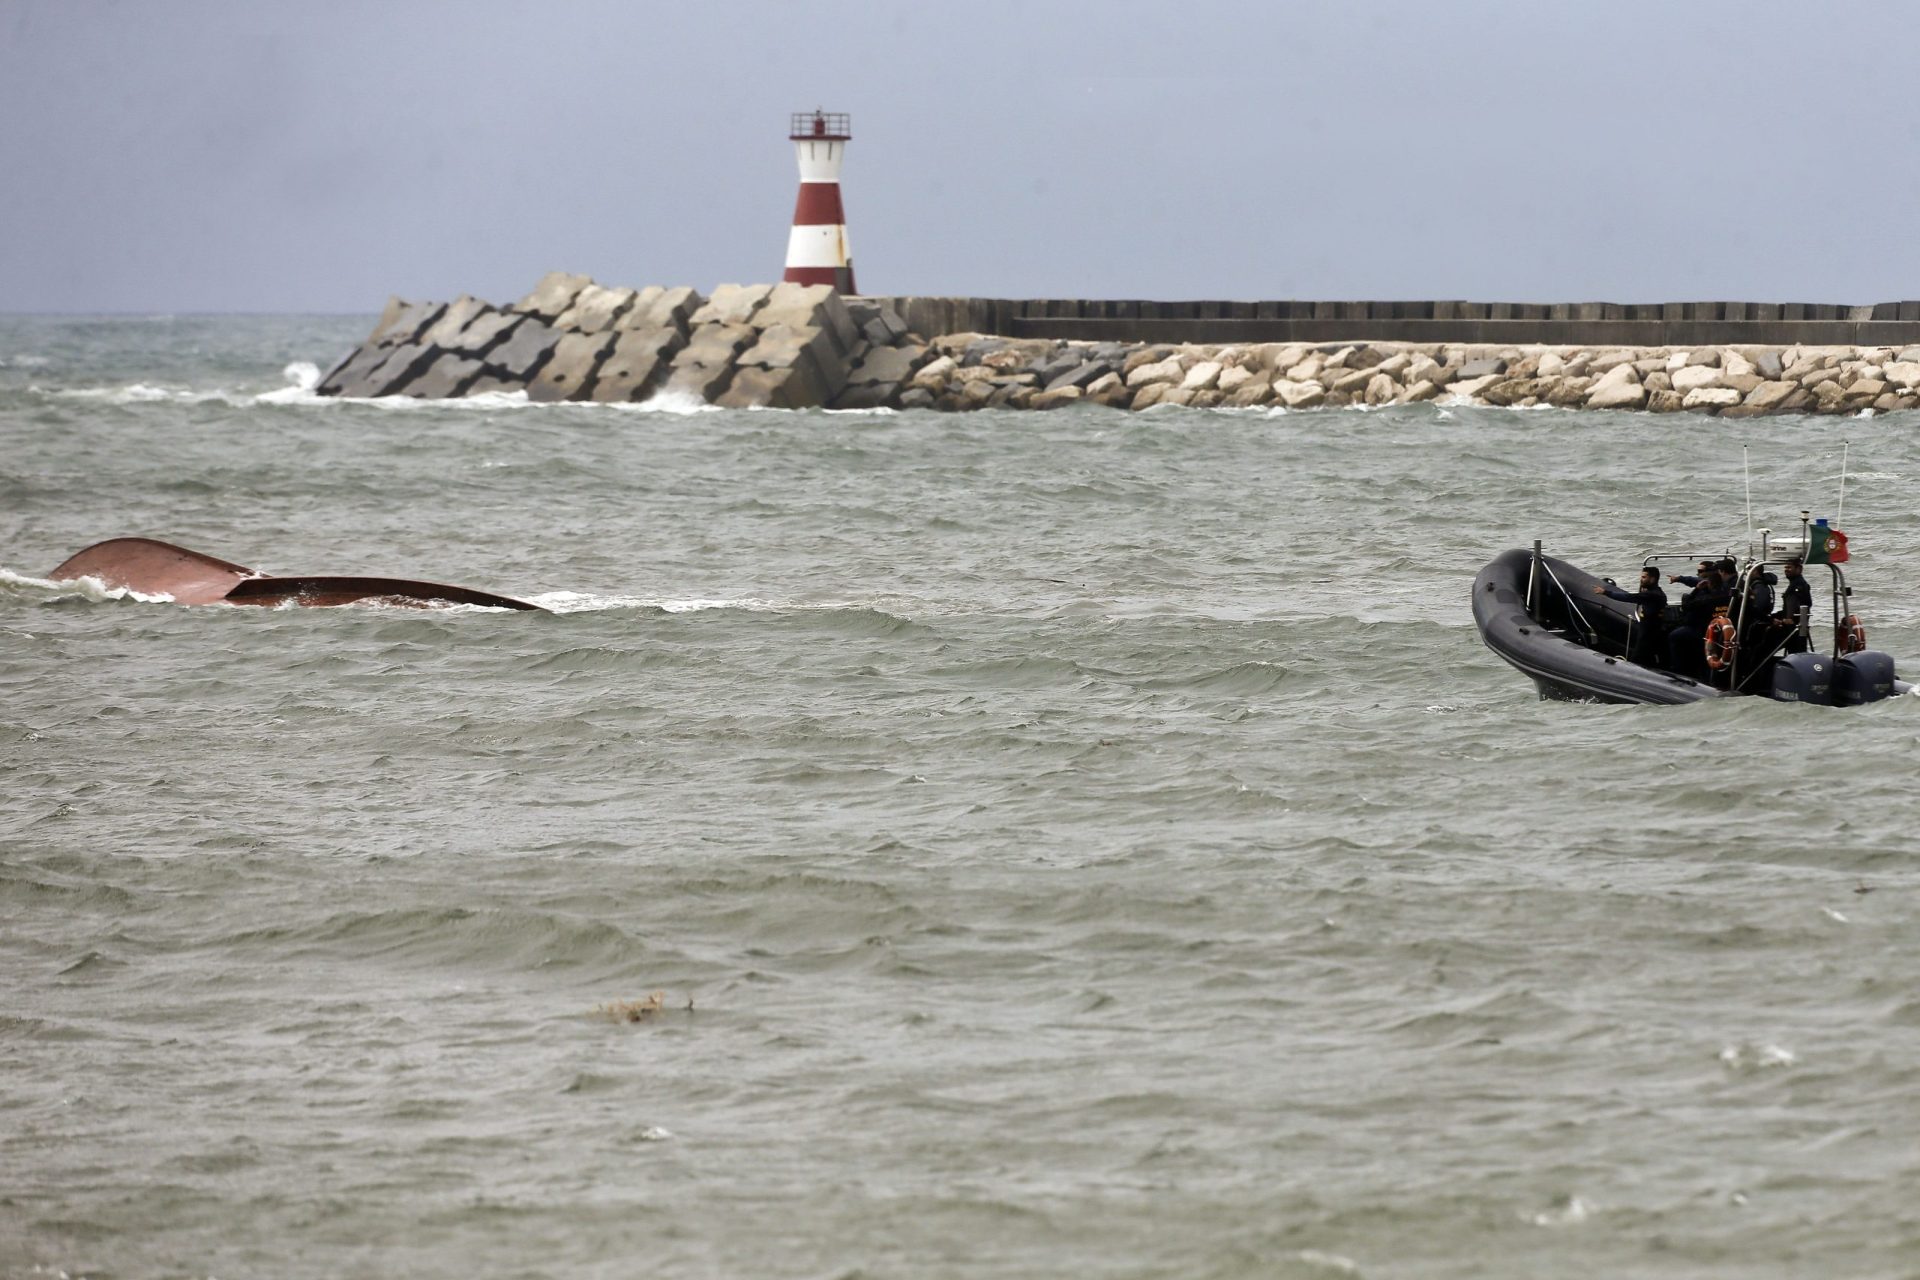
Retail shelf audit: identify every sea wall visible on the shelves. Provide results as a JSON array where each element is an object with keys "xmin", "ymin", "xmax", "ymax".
[{"xmin": 316, "ymin": 276, "xmax": 1920, "ymax": 414}]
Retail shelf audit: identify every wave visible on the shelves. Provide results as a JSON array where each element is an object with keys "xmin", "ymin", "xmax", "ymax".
[{"xmin": 0, "ymin": 566, "xmax": 175, "ymax": 605}]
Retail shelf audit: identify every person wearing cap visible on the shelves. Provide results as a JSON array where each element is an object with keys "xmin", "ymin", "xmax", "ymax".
[
  {"xmin": 1771, "ymin": 555, "xmax": 1814, "ymax": 653},
  {"xmin": 1592, "ymin": 565, "xmax": 1667, "ymax": 667}
]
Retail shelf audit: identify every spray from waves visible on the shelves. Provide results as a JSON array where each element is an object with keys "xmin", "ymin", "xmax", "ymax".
[
  {"xmin": 530, "ymin": 591, "xmax": 797, "ymax": 615},
  {"xmin": 0, "ymin": 567, "xmax": 175, "ymax": 605}
]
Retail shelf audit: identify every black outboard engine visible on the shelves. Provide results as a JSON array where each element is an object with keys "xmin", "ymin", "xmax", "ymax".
[
  {"xmin": 1833, "ymin": 651, "xmax": 1898, "ymax": 705},
  {"xmin": 1770, "ymin": 652, "xmax": 1835, "ymax": 705}
]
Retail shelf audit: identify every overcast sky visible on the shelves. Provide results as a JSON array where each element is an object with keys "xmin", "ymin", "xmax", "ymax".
[{"xmin": 4, "ymin": 0, "xmax": 1917, "ymax": 313}]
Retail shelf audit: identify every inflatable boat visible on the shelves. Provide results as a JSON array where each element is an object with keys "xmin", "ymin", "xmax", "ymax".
[{"xmin": 1473, "ymin": 523, "xmax": 1907, "ymax": 705}]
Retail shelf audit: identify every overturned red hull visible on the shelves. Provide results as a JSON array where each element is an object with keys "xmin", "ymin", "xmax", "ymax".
[{"xmin": 48, "ymin": 538, "xmax": 542, "ymax": 611}]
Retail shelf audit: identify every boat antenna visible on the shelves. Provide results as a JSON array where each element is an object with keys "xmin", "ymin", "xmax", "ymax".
[
  {"xmin": 1837, "ymin": 439, "xmax": 1850, "ymax": 523},
  {"xmin": 1743, "ymin": 446, "xmax": 1754, "ymax": 554}
]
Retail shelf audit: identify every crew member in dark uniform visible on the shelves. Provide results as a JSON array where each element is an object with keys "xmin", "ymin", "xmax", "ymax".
[
  {"xmin": 1666, "ymin": 561, "xmax": 1720, "ymax": 677},
  {"xmin": 1772, "ymin": 555, "xmax": 1814, "ymax": 653},
  {"xmin": 1593, "ymin": 565, "xmax": 1667, "ymax": 667}
]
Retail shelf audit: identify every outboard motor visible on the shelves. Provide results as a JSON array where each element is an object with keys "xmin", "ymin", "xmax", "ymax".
[
  {"xmin": 1770, "ymin": 652, "xmax": 1834, "ymax": 705},
  {"xmin": 1833, "ymin": 651, "xmax": 1898, "ymax": 705}
]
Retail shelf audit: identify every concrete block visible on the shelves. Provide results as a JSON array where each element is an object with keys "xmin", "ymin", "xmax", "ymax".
[
  {"xmin": 828, "ymin": 381, "xmax": 898, "ymax": 410},
  {"xmin": 420, "ymin": 295, "xmax": 492, "ymax": 348},
  {"xmin": 588, "ymin": 327, "xmax": 685, "ymax": 402},
  {"xmin": 515, "ymin": 271, "xmax": 592, "ymax": 320},
  {"xmin": 365, "ymin": 296, "xmax": 447, "ymax": 347},
  {"xmin": 675, "ymin": 323, "xmax": 755, "ymax": 368},
  {"xmin": 359, "ymin": 342, "xmax": 442, "ymax": 397},
  {"xmin": 484, "ymin": 318, "xmax": 561, "ymax": 380},
  {"xmin": 553, "ymin": 283, "xmax": 638, "ymax": 333},
  {"xmin": 661, "ymin": 362, "xmax": 734, "ymax": 402},
  {"xmin": 448, "ymin": 308, "xmax": 522, "ymax": 359},
  {"xmin": 715, "ymin": 363, "xmax": 832, "ymax": 410},
  {"xmin": 622, "ymin": 285, "xmax": 703, "ymax": 332},
  {"xmin": 688, "ymin": 283, "xmax": 772, "ymax": 327},
  {"xmin": 754, "ymin": 282, "xmax": 861, "ymax": 353},
  {"xmin": 402, "ymin": 353, "xmax": 487, "ymax": 398},
  {"xmin": 527, "ymin": 330, "xmax": 616, "ymax": 402},
  {"xmin": 846, "ymin": 343, "xmax": 930, "ymax": 386},
  {"xmin": 315, "ymin": 343, "xmax": 393, "ymax": 397},
  {"xmin": 740, "ymin": 324, "xmax": 849, "ymax": 396}
]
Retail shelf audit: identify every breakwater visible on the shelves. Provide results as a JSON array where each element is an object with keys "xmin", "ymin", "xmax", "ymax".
[{"xmin": 316, "ymin": 275, "xmax": 1920, "ymax": 414}]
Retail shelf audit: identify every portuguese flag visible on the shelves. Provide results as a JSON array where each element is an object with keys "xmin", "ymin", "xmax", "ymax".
[{"xmin": 1809, "ymin": 524, "xmax": 1850, "ymax": 564}]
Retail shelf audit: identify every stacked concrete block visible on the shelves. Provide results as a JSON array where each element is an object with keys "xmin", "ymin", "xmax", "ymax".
[
  {"xmin": 589, "ymin": 327, "xmax": 686, "ymax": 403},
  {"xmin": 315, "ymin": 297, "xmax": 448, "ymax": 396},
  {"xmin": 553, "ymin": 283, "xmax": 638, "ymax": 333},
  {"xmin": 529, "ymin": 330, "xmax": 618, "ymax": 402},
  {"xmin": 514, "ymin": 272, "xmax": 593, "ymax": 322}
]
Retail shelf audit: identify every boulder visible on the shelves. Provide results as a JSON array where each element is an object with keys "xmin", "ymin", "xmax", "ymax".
[
  {"xmin": 1586, "ymin": 364, "xmax": 1646, "ymax": 410},
  {"xmin": 898, "ymin": 388, "xmax": 936, "ymax": 411},
  {"xmin": 1216, "ymin": 365, "xmax": 1255, "ymax": 394},
  {"xmin": 1121, "ymin": 345, "xmax": 1175, "ymax": 376},
  {"xmin": 1670, "ymin": 365, "xmax": 1722, "ymax": 393},
  {"xmin": 1364, "ymin": 373, "xmax": 1399, "ymax": 404},
  {"xmin": 1481, "ymin": 377, "xmax": 1553, "ymax": 407},
  {"xmin": 1644, "ymin": 370, "xmax": 1673, "ymax": 393},
  {"xmin": 1448, "ymin": 374, "xmax": 1505, "ymax": 399},
  {"xmin": 403, "ymin": 352, "xmax": 485, "ymax": 399},
  {"xmin": 1845, "ymin": 377, "xmax": 1888, "ymax": 403},
  {"xmin": 1535, "ymin": 351, "xmax": 1565, "ymax": 378},
  {"xmin": 589, "ymin": 327, "xmax": 685, "ymax": 402},
  {"xmin": 1647, "ymin": 389, "xmax": 1685, "ymax": 413},
  {"xmin": 515, "ymin": 271, "xmax": 592, "ymax": 320},
  {"xmin": 1274, "ymin": 379, "xmax": 1326, "ymax": 409},
  {"xmin": 1039, "ymin": 360, "xmax": 1110, "ymax": 393},
  {"xmin": 1399, "ymin": 380, "xmax": 1441, "ymax": 404},
  {"xmin": 1159, "ymin": 387, "xmax": 1197, "ymax": 407},
  {"xmin": 1180, "ymin": 360, "xmax": 1223, "ymax": 392},
  {"xmin": 1682, "ymin": 387, "xmax": 1740, "ymax": 410},
  {"xmin": 1226, "ymin": 376, "xmax": 1276, "ymax": 407},
  {"xmin": 1330, "ymin": 366, "xmax": 1376, "ymax": 394},
  {"xmin": 1457, "ymin": 357, "xmax": 1507, "ymax": 379},
  {"xmin": 1721, "ymin": 373, "xmax": 1764, "ymax": 396},
  {"xmin": 528, "ymin": 330, "xmax": 616, "ymax": 402},
  {"xmin": 1883, "ymin": 361, "xmax": 1920, "ymax": 389},
  {"xmin": 1126, "ymin": 357, "xmax": 1185, "ymax": 388},
  {"xmin": 1131, "ymin": 383, "xmax": 1169, "ymax": 410},
  {"xmin": 1812, "ymin": 379, "xmax": 1848, "ymax": 412},
  {"xmin": 1029, "ymin": 386, "xmax": 1084, "ymax": 410},
  {"xmin": 1084, "ymin": 371, "xmax": 1124, "ymax": 397},
  {"xmin": 1722, "ymin": 351, "xmax": 1757, "ymax": 378},
  {"xmin": 1742, "ymin": 380, "xmax": 1798, "ymax": 410},
  {"xmin": 688, "ymin": 283, "xmax": 773, "ymax": 327},
  {"xmin": 553, "ymin": 284, "xmax": 638, "ymax": 333}
]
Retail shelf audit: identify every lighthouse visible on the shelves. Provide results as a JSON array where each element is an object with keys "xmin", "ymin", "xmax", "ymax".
[{"xmin": 783, "ymin": 110, "xmax": 857, "ymax": 294}]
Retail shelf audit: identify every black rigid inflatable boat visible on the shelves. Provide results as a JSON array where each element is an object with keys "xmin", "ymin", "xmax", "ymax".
[{"xmin": 1473, "ymin": 533, "xmax": 1909, "ymax": 706}]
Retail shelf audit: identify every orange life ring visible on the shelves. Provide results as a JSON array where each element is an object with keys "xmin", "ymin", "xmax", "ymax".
[
  {"xmin": 1839, "ymin": 614, "xmax": 1867, "ymax": 654},
  {"xmin": 1705, "ymin": 615, "xmax": 1738, "ymax": 670}
]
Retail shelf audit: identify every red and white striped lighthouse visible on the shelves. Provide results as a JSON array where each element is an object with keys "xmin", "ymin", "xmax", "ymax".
[{"xmin": 784, "ymin": 109, "xmax": 857, "ymax": 294}]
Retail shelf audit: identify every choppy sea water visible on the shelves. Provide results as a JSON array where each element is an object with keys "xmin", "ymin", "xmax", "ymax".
[{"xmin": 3, "ymin": 315, "xmax": 1919, "ymax": 1280}]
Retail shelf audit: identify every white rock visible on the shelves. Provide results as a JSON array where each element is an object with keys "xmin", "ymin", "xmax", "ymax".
[
  {"xmin": 1275, "ymin": 379, "xmax": 1327, "ymax": 408},
  {"xmin": 1448, "ymin": 373, "xmax": 1504, "ymax": 399},
  {"xmin": 1536, "ymin": 351, "xmax": 1566, "ymax": 378},
  {"xmin": 1682, "ymin": 387, "xmax": 1741, "ymax": 409},
  {"xmin": 1126, "ymin": 357, "xmax": 1185, "ymax": 389},
  {"xmin": 1883, "ymin": 361, "xmax": 1920, "ymax": 389},
  {"xmin": 1217, "ymin": 365, "xmax": 1254, "ymax": 394},
  {"xmin": 1667, "ymin": 351, "xmax": 1691, "ymax": 373},
  {"xmin": 1180, "ymin": 360, "xmax": 1223, "ymax": 392},
  {"xmin": 1588, "ymin": 378, "xmax": 1648, "ymax": 410},
  {"xmin": 1671, "ymin": 365, "xmax": 1724, "ymax": 394},
  {"xmin": 1722, "ymin": 351, "xmax": 1756, "ymax": 378},
  {"xmin": 1286, "ymin": 354, "xmax": 1325, "ymax": 382}
]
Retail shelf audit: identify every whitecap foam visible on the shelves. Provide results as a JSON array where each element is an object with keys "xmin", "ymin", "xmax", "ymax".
[
  {"xmin": 0, "ymin": 567, "xmax": 175, "ymax": 605},
  {"xmin": 527, "ymin": 591, "xmax": 789, "ymax": 614},
  {"xmin": 628, "ymin": 388, "xmax": 718, "ymax": 415}
]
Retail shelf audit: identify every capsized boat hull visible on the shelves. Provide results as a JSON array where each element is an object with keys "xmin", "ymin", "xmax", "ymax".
[{"xmin": 48, "ymin": 538, "xmax": 542, "ymax": 611}]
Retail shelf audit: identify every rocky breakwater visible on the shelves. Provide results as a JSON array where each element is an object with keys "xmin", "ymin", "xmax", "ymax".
[
  {"xmin": 899, "ymin": 338, "xmax": 1920, "ymax": 415},
  {"xmin": 317, "ymin": 278, "xmax": 1920, "ymax": 416},
  {"xmin": 316, "ymin": 273, "xmax": 927, "ymax": 409}
]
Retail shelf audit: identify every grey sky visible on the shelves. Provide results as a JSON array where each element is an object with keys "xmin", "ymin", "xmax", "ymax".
[{"xmin": 4, "ymin": 0, "xmax": 1916, "ymax": 313}]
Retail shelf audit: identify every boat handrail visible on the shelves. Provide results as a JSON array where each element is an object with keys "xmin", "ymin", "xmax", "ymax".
[{"xmin": 1536, "ymin": 557, "xmax": 1600, "ymax": 646}]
